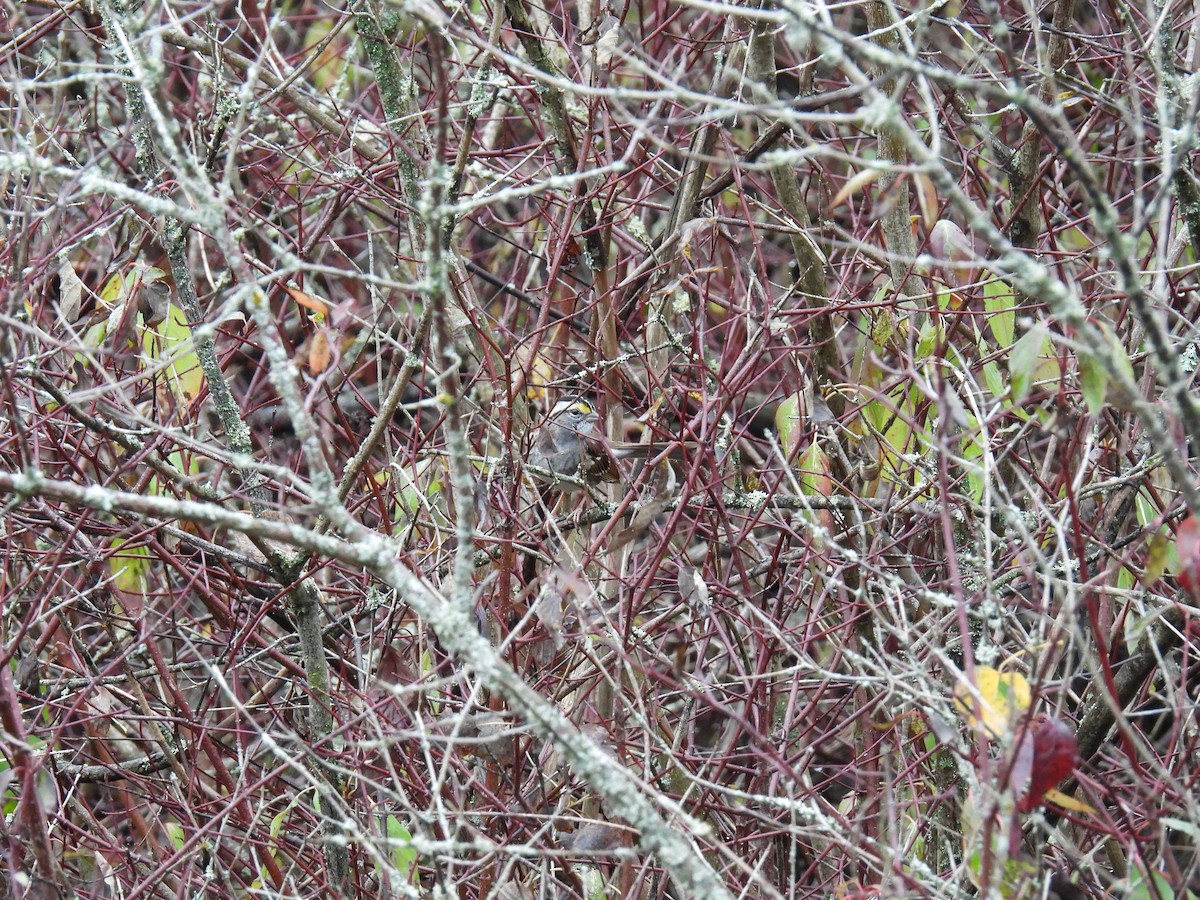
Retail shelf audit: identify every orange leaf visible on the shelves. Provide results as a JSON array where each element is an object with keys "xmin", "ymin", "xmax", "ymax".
[
  {"xmin": 285, "ymin": 286, "xmax": 332, "ymax": 316},
  {"xmin": 306, "ymin": 331, "xmax": 332, "ymax": 375}
]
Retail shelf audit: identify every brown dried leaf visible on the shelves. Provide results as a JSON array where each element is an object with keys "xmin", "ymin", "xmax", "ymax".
[{"xmin": 829, "ymin": 168, "xmax": 884, "ymax": 211}]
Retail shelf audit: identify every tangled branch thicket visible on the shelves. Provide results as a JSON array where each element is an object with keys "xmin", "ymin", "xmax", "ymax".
[{"xmin": 2, "ymin": 0, "xmax": 1200, "ymax": 896}]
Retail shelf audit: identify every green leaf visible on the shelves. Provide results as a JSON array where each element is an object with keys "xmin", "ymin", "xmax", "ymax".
[
  {"xmin": 1143, "ymin": 529, "xmax": 1172, "ymax": 584},
  {"xmin": 392, "ymin": 459, "xmax": 446, "ymax": 523},
  {"xmin": 982, "ymin": 359, "xmax": 1006, "ymax": 400},
  {"xmin": 774, "ymin": 393, "xmax": 803, "ymax": 456},
  {"xmin": 109, "ymin": 539, "xmax": 151, "ymax": 595},
  {"xmin": 270, "ymin": 806, "xmax": 288, "ymax": 840},
  {"xmin": 1161, "ymin": 817, "xmax": 1200, "ymax": 841},
  {"xmin": 1077, "ymin": 350, "xmax": 1108, "ymax": 416},
  {"xmin": 870, "ymin": 308, "xmax": 894, "ymax": 346},
  {"xmin": 861, "ymin": 393, "xmax": 915, "ymax": 483},
  {"xmin": 797, "ymin": 441, "xmax": 828, "ymax": 496},
  {"xmin": 1009, "ymin": 321, "xmax": 1048, "ymax": 405},
  {"xmin": 164, "ymin": 821, "xmax": 186, "ymax": 850},
  {"xmin": 1136, "ymin": 488, "xmax": 1161, "ymax": 527},
  {"xmin": 584, "ymin": 865, "xmax": 606, "ymax": 900},
  {"xmin": 303, "ymin": 19, "xmax": 345, "ymax": 93},
  {"xmin": 147, "ymin": 450, "xmax": 201, "ymax": 498},
  {"xmin": 1101, "ymin": 322, "xmax": 1136, "ymax": 389},
  {"xmin": 960, "ymin": 429, "xmax": 986, "ymax": 503},
  {"xmin": 1115, "ymin": 565, "xmax": 1136, "ymax": 592},
  {"xmin": 983, "ymin": 279, "xmax": 1015, "ymax": 348},
  {"xmin": 1125, "ymin": 867, "xmax": 1174, "ymax": 900},
  {"xmin": 916, "ymin": 320, "xmax": 940, "ymax": 360},
  {"xmin": 149, "ymin": 304, "xmax": 204, "ymax": 403},
  {"xmin": 0, "ymin": 736, "xmax": 45, "ymax": 817},
  {"xmin": 385, "ymin": 816, "xmax": 419, "ymax": 882}
]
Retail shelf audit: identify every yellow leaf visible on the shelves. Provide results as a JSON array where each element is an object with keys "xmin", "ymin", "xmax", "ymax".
[
  {"xmin": 1042, "ymin": 789, "xmax": 1096, "ymax": 815},
  {"xmin": 520, "ymin": 350, "xmax": 555, "ymax": 408},
  {"xmin": 1143, "ymin": 530, "xmax": 1172, "ymax": 584},
  {"xmin": 1057, "ymin": 91, "xmax": 1086, "ymax": 110},
  {"xmin": 954, "ymin": 667, "xmax": 1031, "ymax": 737},
  {"xmin": 99, "ymin": 272, "xmax": 126, "ymax": 306}
]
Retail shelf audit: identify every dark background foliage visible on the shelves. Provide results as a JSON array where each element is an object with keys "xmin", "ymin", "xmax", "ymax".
[{"xmin": 1, "ymin": 0, "xmax": 1198, "ymax": 896}]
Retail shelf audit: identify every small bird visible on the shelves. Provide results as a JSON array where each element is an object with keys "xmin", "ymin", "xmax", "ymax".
[
  {"xmin": 525, "ymin": 398, "xmax": 615, "ymax": 490},
  {"xmin": 524, "ymin": 397, "xmax": 697, "ymax": 491}
]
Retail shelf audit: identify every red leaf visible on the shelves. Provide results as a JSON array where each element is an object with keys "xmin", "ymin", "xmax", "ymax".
[
  {"xmin": 1017, "ymin": 715, "xmax": 1079, "ymax": 813},
  {"xmin": 1176, "ymin": 515, "xmax": 1200, "ymax": 596}
]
